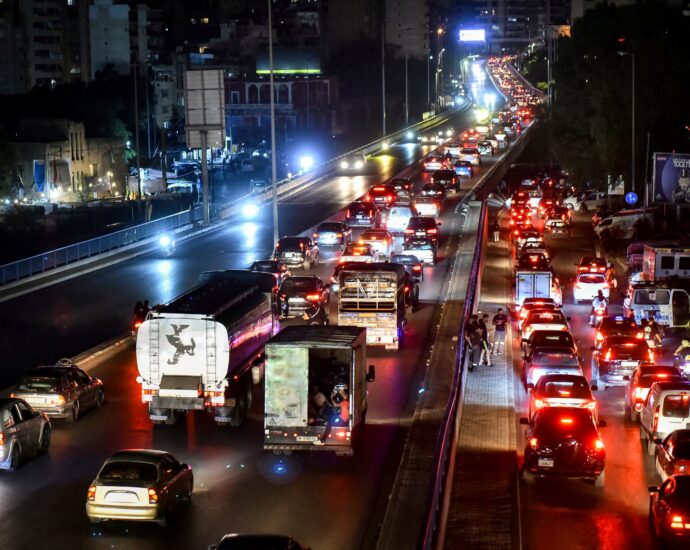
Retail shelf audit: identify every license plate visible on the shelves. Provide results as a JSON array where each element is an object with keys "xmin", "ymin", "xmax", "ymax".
[
  {"xmin": 296, "ymin": 436, "xmax": 318, "ymax": 442},
  {"xmin": 621, "ymin": 361, "xmax": 638, "ymax": 367},
  {"xmin": 538, "ymin": 458, "xmax": 554, "ymax": 468}
]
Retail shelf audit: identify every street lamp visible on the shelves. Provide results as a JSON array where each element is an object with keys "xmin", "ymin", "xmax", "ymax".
[
  {"xmin": 268, "ymin": 0, "xmax": 279, "ymax": 245},
  {"xmin": 617, "ymin": 51, "xmax": 635, "ymax": 197}
]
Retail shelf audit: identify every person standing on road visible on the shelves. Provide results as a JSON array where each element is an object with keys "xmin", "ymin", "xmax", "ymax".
[
  {"xmin": 465, "ymin": 314, "xmax": 481, "ymax": 372},
  {"xmin": 479, "ymin": 313, "xmax": 493, "ymax": 366},
  {"xmin": 492, "ymin": 307, "xmax": 508, "ymax": 355}
]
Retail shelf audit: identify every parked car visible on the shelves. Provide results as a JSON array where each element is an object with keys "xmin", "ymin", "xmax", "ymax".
[{"xmin": 0, "ymin": 398, "xmax": 51, "ymax": 471}]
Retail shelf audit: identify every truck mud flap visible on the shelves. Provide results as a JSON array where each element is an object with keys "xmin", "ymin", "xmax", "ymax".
[{"xmin": 152, "ymin": 397, "xmax": 205, "ymax": 410}]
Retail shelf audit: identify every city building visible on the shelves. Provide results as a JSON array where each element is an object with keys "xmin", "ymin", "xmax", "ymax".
[
  {"xmin": 89, "ymin": 0, "xmax": 131, "ymax": 78},
  {"xmin": 11, "ymin": 119, "xmax": 127, "ymax": 201},
  {"xmin": 385, "ymin": 0, "xmax": 430, "ymax": 59}
]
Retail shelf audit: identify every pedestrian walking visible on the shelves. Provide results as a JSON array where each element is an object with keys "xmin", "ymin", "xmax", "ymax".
[
  {"xmin": 492, "ymin": 307, "xmax": 508, "ymax": 354},
  {"xmin": 465, "ymin": 314, "xmax": 481, "ymax": 372},
  {"xmin": 479, "ymin": 313, "xmax": 493, "ymax": 366}
]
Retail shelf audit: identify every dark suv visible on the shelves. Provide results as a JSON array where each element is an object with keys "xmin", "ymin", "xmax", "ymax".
[
  {"xmin": 275, "ymin": 237, "xmax": 319, "ymax": 270},
  {"xmin": 277, "ymin": 276, "xmax": 330, "ymax": 325},
  {"xmin": 404, "ymin": 216, "xmax": 440, "ymax": 246},
  {"xmin": 346, "ymin": 201, "xmax": 380, "ymax": 227},
  {"xmin": 521, "ymin": 407, "xmax": 606, "ymax": 487},
  {"xmin": 431, "ymin": 169, "xmax": 459, "ymax": 191}
]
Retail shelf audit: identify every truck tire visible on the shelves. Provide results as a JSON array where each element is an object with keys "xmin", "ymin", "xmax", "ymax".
[
  {"xmin": 230, "ymin": 380, "xmax": 251, "ymax": 427},
  {"xmin": 164, "ymin": 409, "xmax": 179, "ymax": 425}
]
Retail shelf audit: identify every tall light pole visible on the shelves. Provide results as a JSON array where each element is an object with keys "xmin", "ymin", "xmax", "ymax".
[
  {"xmin": 618, "ymin": 51, "xmax": 635, "ymax": 195},
  {"xmin": 435, "ymin": 27, "xmax": 443, "ymax": 108},
  {"xmin": 268, "ymin": 0, "xmax": 279, "ymax": 244},
  {"xmin": 381, "ymin": 24, "xmax": 386, "ymax": 136},
  {"xmin": 404, "ymin": 49, "xmax": 409, "ymax": 126}
]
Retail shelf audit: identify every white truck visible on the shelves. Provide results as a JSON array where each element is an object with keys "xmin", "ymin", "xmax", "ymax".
[
  {"xmin": 515, "ymin": 270, "xmax": 560, "ymax": 308},
  {"xmin": 135, "ymin": 270, "xmax": 278, "ymax": 426},
  {"xmin": 263, "ymin": 325, "xmax": 375, "ymax": 456},
  {"xmin": 643, "ymin": 244, "xmax": 690, "ymax": 281}
]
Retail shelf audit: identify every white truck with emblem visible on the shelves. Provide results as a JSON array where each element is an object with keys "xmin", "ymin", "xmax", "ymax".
[{"xmin": 135, "ymin": 271, "xmax": 277, "ymax": 426}]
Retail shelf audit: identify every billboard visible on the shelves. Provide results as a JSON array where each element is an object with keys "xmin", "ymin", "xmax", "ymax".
[
  {"xmin": 184, "ymin": 69, "xmax": 226, "ymax": 149},
  {"xmin": 652, "ymin": 152, "xmax": 690, "ymax": 204},
  {"xmin": 459, "ymin": 29, "xmax": 486, "ymax": 42}
]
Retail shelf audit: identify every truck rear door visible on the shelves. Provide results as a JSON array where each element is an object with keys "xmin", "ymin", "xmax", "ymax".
[
  {"xmin": 516, "ymin": 272, "xmax": 533, "ymax": 307},
  {"xmin": 264, "ymin": 346, "xmax": 309, "ymax": 431},
  {"xmin": 534, "ymin": 273, "xmax": 552, "ymax": 300}
]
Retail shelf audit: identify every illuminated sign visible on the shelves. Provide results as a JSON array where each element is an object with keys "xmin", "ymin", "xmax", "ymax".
[{"xmin": 459, "ymin": 29, "xmax": 486, "ymax": 42}]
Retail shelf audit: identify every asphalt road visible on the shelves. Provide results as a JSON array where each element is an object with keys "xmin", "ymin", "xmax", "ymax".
[
  {"xmin": 0, "ymin": 72, "xmax": 512, "ymax": 548},
  {"xmin": 501, "ymin": 210, "xmax": 667, "ymax": 549}
]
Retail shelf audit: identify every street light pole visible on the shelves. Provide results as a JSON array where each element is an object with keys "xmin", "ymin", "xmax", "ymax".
[
  {"xmin": 268, "ymin": 0, "xmax": 279, "ymax": 244},
  {"xmin": 618, "ymin": 51, "xmax": 635, "ymax": 195},
  {"xmin": 381, "ymin": 24, "xmax": 386, "ymax": 136},
  {"xmin": 404, "ymin": 50, "xmax": 409, "ymax": 126}
]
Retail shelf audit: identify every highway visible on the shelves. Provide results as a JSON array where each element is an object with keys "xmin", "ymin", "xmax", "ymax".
[
  {"xmin": 491, "ymin": 209, "xmax": 663, "ymax": 548},
  {"xmin": 0, "ymin": 66, "xmax": 512, "ymax": 549}
]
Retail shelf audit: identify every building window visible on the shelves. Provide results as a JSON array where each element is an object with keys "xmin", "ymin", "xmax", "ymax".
[{"xmin": 231, "ymin": 91, "xmax": 240, "ymax": 104}]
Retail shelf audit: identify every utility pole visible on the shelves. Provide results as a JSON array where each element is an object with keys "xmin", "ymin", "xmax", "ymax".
[
  {"xmin": 404, "ymin": 50, "xmax": 409, "ymax": 126},
  {"xmin": 268, "ymin": 0, "xmax": 279, "ymax": 244},
  {"xmin": 133, "ymin": 61, "xmax": 142, "ymax": 199},
  {"xmin": 381, "ymin": 24, "xmax": 386, "ymax": 136}
]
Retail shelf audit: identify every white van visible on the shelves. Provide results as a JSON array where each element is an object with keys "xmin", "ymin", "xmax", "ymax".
[
  {"xmin": 594, "ymin": 208, "xmax": 654, "ymax": 240},
  {"xmin": 623, "ymin": 283, "xmax": 690, "ymax": 327},
  {"xmin": 639, "ymin": 381, "xmax": 690, "ymax": 455},
  {"xmin": 385, "ymin": 204, "xmax": 417, "ymax": 234}
]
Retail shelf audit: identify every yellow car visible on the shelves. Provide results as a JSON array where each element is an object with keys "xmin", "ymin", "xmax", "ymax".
[{"xmin": 86, "ymin": 450, "xmax": 193, "ymax": 526}]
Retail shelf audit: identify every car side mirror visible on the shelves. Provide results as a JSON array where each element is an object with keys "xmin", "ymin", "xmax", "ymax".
[
  {"xmin": 598, "ymin": 420, "xmax": 607, "ymax": 428},
  {"xmin": 526, "ymin": 383, "xmax": 534, "ymax": 389},
  {"xmin": 648, "ymin": 485, "xmax": 659, "ymax": 493},
  {"xmin": 654, "ymin": 438, "xmax": 662, "ymax": 445},
  {"xmin": 367, "ymin": 365, "xmax": 376, "ymax": 382},
  {"xmin": 181, "ymin": 463, "xmax": 189, "ymax": 470},
  {"xmin": 519, "ymin": 417, "xmax": 530, "ymax": 425},
  {"xmin": 591, "ymin": 384, "xmax": 598, "ymax": 391}
]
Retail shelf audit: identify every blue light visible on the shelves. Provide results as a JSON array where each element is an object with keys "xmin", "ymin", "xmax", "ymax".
[
  {"xmin": 273, "ymin": 461, "xmax": 287, "ymax": 475},
  {"xmin": 242, "ymin": 202, "xmax": 259, "ymax": 218},
  {"xmin": 159, "ymin": 235, "xmax": 171, "ymax": 247},
  {"xmin": 615, "ymin": 315, "xmax": 623, "ymax": 321}
]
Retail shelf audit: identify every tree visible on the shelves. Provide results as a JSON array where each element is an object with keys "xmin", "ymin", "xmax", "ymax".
[{"xmin": 0, "ymin": 133, "xmax": 16, "ymax": 197}]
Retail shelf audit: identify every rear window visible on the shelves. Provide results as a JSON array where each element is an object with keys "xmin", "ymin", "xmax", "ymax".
[
  {"xmin": 99, "ymin": 461, "xmax": 159, "ymax": 482},
  {"xmin": 540, "ymin": 379, "xmax": 590, "ymax": 398},
  {"xmin": 351, "ymin": 203, "xmax": 373, "ymax": 214},
  {"xmin": 634, "ymin": 289, "xmax": 670, "ymax": 305},
  {"xmin": 674, "ymin": 442, "xmax": 690, "ymax": 458},
  {"xmin": 408, "ymin": 217, "xmax": 435, "ymax": 229},
  {"xmin": 532, "ymin": 333, "xmax": 574, "ymax": 347},
  {"xmin": 433, "ymin": 170, "xmax": 455, "ymax": 179},
  {"xmin": 640, "ymin": 374, "xmax": 682, "ymax": 388},
  {"xmin": 528, "ymin": 312, "xmax": 565, "ymax": 323},
  {"xmin": 532, "ymin": 352, "xmax": 579, "ymax": 367},
  {"xmin": 608, "ymin": 345, "xmax": 648, "ymax": 361},
  {"xmin": 278, "ymin": 238, "xmax": 306, "ymax": 250},
  {"xmin": 280, "ymin": 278, "xmax": 317, "ymax": 293},
  {"xmin": 535, "ymin": 408, "xmax": 596, "ymax": 441},
  {"xmin": 680, "ymin": 257, "xmax": 690, "ymax": 270},
  {"xmin": 461, "ymin": 148, "xmax": 478, "ymax": 154},
  {"xmin": 390, "ymin": 207, "xmax": 412, "ymax": 217},
  {"xmin": 17, "ymin": 376, "xmax": 58, "ymax": 393},
  {"xmin": 317, "ymin": 223, "xmax": 343, "ymax": 232},
  {"xmin": 660, "ymin": 256, "xmax": 675, "ymax": 270},
  {"xmin": 361, "ymin": 231, "xmax": 389, "ymax": 240},
  {"xmin": 663, "ymin": 395, "xmax": 690, "ymax": 418},
  {"xmin": 578, "ymin": 274, "xmax": 606, "ymax": 284}
]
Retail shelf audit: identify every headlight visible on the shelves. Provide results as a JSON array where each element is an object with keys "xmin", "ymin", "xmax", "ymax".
[
  {"xmin": 406, "ymin": 131, "xmax": 414, "ymax": 140},
  {"xmin": 159, "ymin": 235, "xmax": 171, "ymax": 247},
  {"xmin": 382, "ymin": 141, "xmax": 390, "ymax": 150},
  {"xmin": 242, "ymin": 203, "xmax": 259, "ymax": 218},
  {"xmin": 354, "ymin": 160, "xmax": 364, "ymax": 169},
  {"xmin": 299, "ymin": 156, "xmax": 314, "ymax": 171},
  {"xmin": 340, "ymin": 160, "xmax": 349, "ymax": 169}
]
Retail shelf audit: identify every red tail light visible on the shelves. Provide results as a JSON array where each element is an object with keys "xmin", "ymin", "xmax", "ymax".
[
  {"xmin": 313, "ymin": 233, "xmax": 319, "ymax": 238},
  {"xmin": 148, "ymin": 488, "xmax": 159, "ymax": 504},
  {"xmin": 605, "ymin": 350, "xmax": 611, "ymax": 361},
  {"xmin": 306, "ymin": 293, "xmax": 321, "ymax": 302},
  {"xmin": 134, "ymin": 321, "xmax": 142, "ymax": 329},
  {"xmin": 412, "ymin": 265, "xmax": 422, "ymax": 272},
  {"xmin": 534, "ymin": 399, "xmax": 544, "ymax": 410},
  {"xmin": 405, "ymin": 229, "xmax": 414, "ymax": 234},
  {"xmin": 560, "ymin": 417, "xmax": 574, "ymax": 424},
  {"xmin": 595, "ymin": 332, "xmax": 603, "ymax": 341},
  {"xmin": 336, "ymin": 233, "xmax": 343, "ymax": 237},
  {"xmin": 427, "ymin": 228, "xmax": 438, "ymax": 234},
  {"xmin": 346, "ymin": 209, "xmax": 351, "ymax": 218},
  {"xmin": 529, "ymin": 437, "xmax": 539, "ymax": 449},
  {"xmin": 671, "ymin": 515, "xmax": 686, "ymax": 529},
  {"xmin": 633, "ymin": 387, "xmax": 644, "ymax": 400},
  {"xmin": 594, "ymin": 439, "xmax": 604, "ymax": 451},
  {"xmin": 87, "ymin": 485, "xmax": 96, "ymax": 501}
]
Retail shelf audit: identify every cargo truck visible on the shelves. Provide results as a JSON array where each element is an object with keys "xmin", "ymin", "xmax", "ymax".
[
  {"xmin": 642, "ymin": 243, "xmax": 690, "ymax": 281},
  {"xmin": 263, "ymin": 326, "xmax": 375, "ymax": 456},
  {"xmin": 135, "ymin": 270, "xmax": 278, "ymax": 426},
  {"xmin": 515, "ymin": 270, "xmax": 560, "ymax": 308},
  {"xmin": 337, "ymin": 262, "xmax": 407, "ymax": 350}
]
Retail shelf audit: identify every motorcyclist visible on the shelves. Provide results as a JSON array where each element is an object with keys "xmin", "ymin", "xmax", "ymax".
[
  {"xmin": 644, "ymin": 325, "xmax": 662, "ymax": 351},
  {"xmin": 674, "ymin": 338, "xmax": 690, "ymax": 362},
  {"xmin": 590, "ymin": 290, "xmax": 608, "ymax": 326},
  {"xmin": 606, "ymin": 262, "xmax": 618, "ymax": 291}
]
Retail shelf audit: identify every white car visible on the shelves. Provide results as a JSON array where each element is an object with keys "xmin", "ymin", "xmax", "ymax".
[
  {"xmin": 563, "ymin": 191, "xmax": 608, "ymax": 212},
  {"xmin": 527, "ymin": 374, "xmax": 597, "ymax": 419},
  {"xmin": 359, "ymin": 229, "xmax": 394, "ymax": 258},
  {"xmin": 521, "ymin": 310, "xmax": 570, "ymax": 344},
  {"xmin": 524, "ymin": 349, "xmax": 584, "ymax": 387},
  {"xmin": 413, "ymin": 197, "xmax": 440, "ymax": 218},
  {"xmin": 385, "ymin": 204, "xmax": 417, "ymax": 234},
  {"xmin": 459, "ymin": 147, "xmax": 480, "ymax": 166},
  {"xmin": 423, "ymin": 156, "xmax": 446, "ymax": 172},
  {"xmin": 573, "ymin": 272, "xmax": 610, "ymax": 304},
  {"xmin": 340, "ymin": 243, "xmax": 378, "ymax": 264},
  {"xmin": 444, "ymin": 142, "xmax": 462, "ymax": 157},
  {"xmin": 402, "ymin": 239, "xmax": 437, "ymax": 264},
  {"xmin": 339, "ymin": 154, "xmax": 367, "ymax": 172}
]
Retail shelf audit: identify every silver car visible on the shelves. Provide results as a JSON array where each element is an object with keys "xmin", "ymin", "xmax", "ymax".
[
  {"xmin": 12, "ymin": 360, "xmax": 104, "ymax": 422},
  {"xmin": 0, "ymin": 398, "xmax": 51, "ymax": 471},
  {"xmin": 86, "ymin": 450, "xmax": 193, "ymax": 526}
]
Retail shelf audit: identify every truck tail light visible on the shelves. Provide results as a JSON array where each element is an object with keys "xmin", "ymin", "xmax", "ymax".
[
  {"xmin": 594, "ymin": 439, "xmax": 604, "ymax": 451},
  {"xmin": 148, "ymin": 488, "xmax": 159, "ymax": 504},
  {"xmin": 306, "ymin": 293, "xmax": 321, "ymax": 302},
  {"xmin": 0, "ymin": 433, "xmax": 5, "ymax": 446},
  {"xmin": 529, "ymin": 437, "xmax": 539, "ymax": 450},
  {"xmin": 671, "ymin": 515, "xmax": 686, "ymax": 529},
  {"xmin": 87, "ymin": 485, "xmax": 96, "ymax": 501}
]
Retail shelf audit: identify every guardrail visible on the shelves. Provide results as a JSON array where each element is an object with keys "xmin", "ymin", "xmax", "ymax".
[{"xmin": 0, "ymin": 206, "xmax": 204, "ymax": 285}]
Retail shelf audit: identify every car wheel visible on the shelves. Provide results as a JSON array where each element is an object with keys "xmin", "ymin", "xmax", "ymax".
[
  {"xmin": 594, "ymin": 471, "xmax": 605, "ymax": 488},
  {"xmin": 96, "ymin": 390, "xmax": 104, "ymax": 408},
  {"xmin": 88, "ymin": 517, "xmax": 102, "ymax": 525},
  {"xmin": 40, "ymin": 425, "xmax": 51, "ymax": 452},
  {"xmin": 8, "ymin": 445, "xmax": 20, "ymax": 472},
  {"xmin": 521, "ymin": 466, "xmax": 536, "ymax": 486},
  {"xmin": 67, "ymin": 400, "xmax": 80, "ymax": 423}
]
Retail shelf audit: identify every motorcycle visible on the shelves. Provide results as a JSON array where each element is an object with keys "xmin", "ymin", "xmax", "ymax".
[
  {"xmin": 159, "ymin": 234, "xmax": 176, "ymax": 257},
  {"xmin": 589, "ymin": 304, "xmax": 607, "ymax": 327},
  {"xmin": 674, "ymin": 352, "xmax": 690, "ymax": 378}
]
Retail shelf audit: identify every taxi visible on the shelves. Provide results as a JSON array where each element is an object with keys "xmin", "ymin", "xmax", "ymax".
[{"xmin": 340, "ymin": 243, "xmax": 378, "ymax": 264}]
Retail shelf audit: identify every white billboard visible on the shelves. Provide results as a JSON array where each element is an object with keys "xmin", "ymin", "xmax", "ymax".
[
  {"xmin": 459, "ymin": 29, "xmax": 486, "ymax": 42},
  {"xmin": 183, "ymin": 69, "xmax": 226, "ymax": 149}
]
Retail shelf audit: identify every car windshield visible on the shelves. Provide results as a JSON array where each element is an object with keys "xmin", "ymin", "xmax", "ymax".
[
  {"xmin": 578, "ymin": 274, "xmax": 606, "ymax": 284},
  {"xmin": 634, "ymin": 289, "xmax": 670, "ymax": 305},
  {"xmin": 98, "ymin": 461, "xmax": 159, "ymax": 482},
  {"xmin": 532, "ymin": 351, "xmax": 579, "ymax": 367},
  {"xmin": 407, "ymin": 241, "xmax": 433, "ymax": 249},
  {"xmin": 391, "ymin": 255, "xmax": 418, "ymax": 265},
  {"xmin": 280, "ymin": 278, "xmax": 317, "ymax": 293},
  {"xmin": 251, "ymin": 261, "xmax": 278, "ymax": 272},
  {"xmin": 17, "ymin": 376, "xmax": 58, "ymax": 393},
  {"xmin": 663, "ymin": 395, "xmax": 690, "ymax": 418},
  {"xmin": 344, "ymin": 245, "xmax": 370, "ymax": 256},
  {"xmin": 607, "ymin": 344, "xmax": 648, "ymax": 361}
]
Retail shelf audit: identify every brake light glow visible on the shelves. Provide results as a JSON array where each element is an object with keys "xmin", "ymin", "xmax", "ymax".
[
  {"xmin": 148, "ymin": 488, "xmax": 159, "ymax": 504},
  {"xmin": 529, "ymin": 437, "xmax": 539, "ymax": 449},
  {"xmin": 585, "ymin": 402, "xmax": 597, "ymax": 410},
  {"xmin": 560, "ymin": 417, "xmax": 574, "ymax": 424},
  {"xmin": 594, "ymin": 439, "xmax": 604, "ymax": 450},
  {"xmin": 671, "ymin": 515, "xmax": 686, "ymax": 529},
  {"xmin": 87, "ymin": 486, "xmax": 96, "ymax": 501},
  {"xmin": 374, "ymin": 186, "xmax": 385, "ymax": 191},
  {"xmin": 596, "ymin": 332, "xmax": 603, "ymax": 341},
  {"xmin": 405, "ymin": 229, "xmax": 414, "ymax": 234},
  {"xmin": 306, "ymin": 293, "xmax": 321, "ymax": 302},
  {"xmin": 134, "ymin": 321, "xmax": 142, "ymax": 329},
  {"xmin": 534, "ymin": 399, "xmax": 544, "ymax": 409},
  {"xmin": 605, "ymin": 350, "xmax": 612, "ymax": 361},
  {"xmin": 413, "ymin": 265, "xmax": 422, "ymax": 272},
  {"xmin": 313, "ymin": 233, "xmax": 319, "ymax": 238},
  {"xmin": 427, "ymin": 228, "xmax": 438, "ymax": 234}
]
